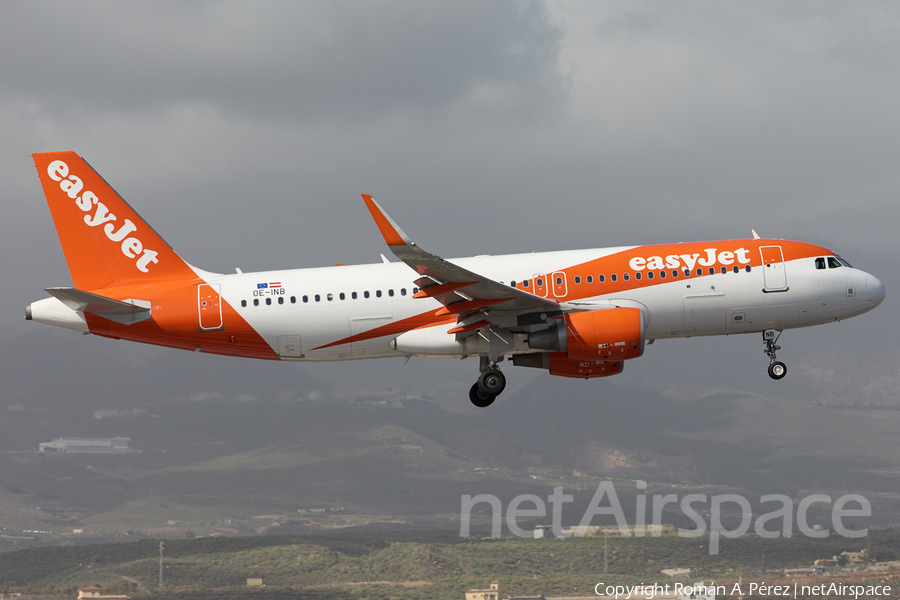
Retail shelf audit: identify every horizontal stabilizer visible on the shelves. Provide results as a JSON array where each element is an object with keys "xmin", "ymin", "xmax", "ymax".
[{"xmin": 45, "ymin": 287, "xmax": 150, "ymax": 316}]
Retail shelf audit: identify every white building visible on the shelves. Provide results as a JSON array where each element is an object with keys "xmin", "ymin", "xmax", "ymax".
[{"xmin": 39, "ymin": 436, "xmax": 131, "ymax": 453}]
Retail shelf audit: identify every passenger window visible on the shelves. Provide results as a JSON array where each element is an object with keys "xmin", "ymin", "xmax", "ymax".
[
  {"xmin": 555, "ymin": 277, "xmax": 562, "ymax": 285},
  {"xmin": 733, "ymin": 266, "xmax": 739, "ymax": 273},
  {"xmin": 266, "ymin": 298, "xmax": 271, "ymax": 305},
  {"xmin": 291, "ymin": 296, "xmax": 296, "ymax": 303},
  {"xmin": 376, "ymin": 290, "xmax": 382, "ymax": 298},
  {"xmin": 587, "ymin": 275, "xmax": 593, "ymax": 283},
  {"xmin": 364, "ymin": 291, "xmax": 370, "ymax": 298},
  {"xmin": 511, "ymin": 280, "xmax": 517, "ymax": 287},
  {"xmin": 523, "ymin": 280, "xmax": 529, "ymax": 288},
  {"xmin": 327, "ymin": 293, "xmax": 333, "ymax": 301},
  {"xmin": 537, "ymin": 278, "xmax": 544, "ymax": 287},
  {"xmin": 697, "ymin": 268, "xmax": 703, "ymax": 276},
  {"xmin": 574, "ymin": 276, "xmax": 581, "ymax": 284},
  {"xmin": 413, "ymin": 287, "xmax": 419, "ymax": 294},
  {"xmin": 721, "ymin": 266, "xmax": 727, "ymax": 274},
  {"xmin": 278, "ymin": 297, "xmax": 284, "ymax": 305},
  {"xmin": 241, "ymin": 300, "xmax": 247, "ymax": 307},
  {"xmin": 672, "ymin": 270, "xmax": 678, "ymax": 278},
  {"xmin": 401, "ymin": 288, "xmax": 407, "ymax": 296},
  {"xmin": 646, "ymin": 272, "xmax": 653, "ymax": 280},
  {"xmin": 315, "ymin": 294, "xmax": 321, "ymax": 302},
  {"xmin": 828, "ymin": 257, "xmax": 842, "ymax": 269},
  {"xmin": 745, "ymin": 265, "xmax": 751, "ymax": 272},
  {"xmin": 709, "ymin": 267, "xmax": 716, "ymax": 275},
  {"xmin": 684, "ymin": 269, "xmax": 690, "ymax": 277},
  {"xmin": 253, "ymin": 299, "xmax": 259, "ymax": 306},
  {"xmin": 635, "ymin": 272, "xmax": 642, "ymax": 281},
  {"xmin": 601, "ymin": 275, "xmax": 607, "ymax": 282},
  {"xmin": 352, "ymin": 292, "xmax": 358, "ymax": 299},
  {"xmin": 339, "ymin": 292, "xmax": 345, "ymax": 300},
  {"xmin": 303, "ymin": 295, "xmax": 309, "ymax": 303},
  {"xmin": 659, "ymin": 271, "xmax": 665, "ymax": 279},
  {"xmin": 388, "ymin": 289, "xmax": 394, "ymax": 297}
]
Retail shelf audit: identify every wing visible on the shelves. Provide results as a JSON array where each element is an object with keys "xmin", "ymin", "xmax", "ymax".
[{"xmin": 362, "ymin": 195, "xmax": 561, "ymax": 329}]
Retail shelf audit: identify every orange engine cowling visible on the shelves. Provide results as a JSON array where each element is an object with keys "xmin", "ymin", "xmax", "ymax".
[
  {"xmin": 528, "ymin": 307, "xmax": 645, "ymax": 361},
  {"xmin": 563, "ymin": 307, "xmax": 644, "ymax": 361}
]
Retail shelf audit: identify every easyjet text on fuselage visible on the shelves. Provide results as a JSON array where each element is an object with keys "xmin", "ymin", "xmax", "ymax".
[{"xmin": 628, "ymin": 247, "xmax": 752, "ymax": 272}]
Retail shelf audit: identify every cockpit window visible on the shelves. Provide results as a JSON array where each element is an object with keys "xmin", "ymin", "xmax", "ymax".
[
  {"xmin": 837, "ymin": 257, "xmax": 852, "ymax": 268},
  {"xmin": 815, "ymin": 257, "xmax": 826, "ymax": 270},
  {"xmin": 828, "ymin": 257, "xmax": 842, "ymax": 269}
]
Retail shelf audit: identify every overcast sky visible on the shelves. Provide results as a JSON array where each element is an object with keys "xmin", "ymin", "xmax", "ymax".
[{"xmin": 2, "ymin": 1, "xmax": 898, "ymax": 408}]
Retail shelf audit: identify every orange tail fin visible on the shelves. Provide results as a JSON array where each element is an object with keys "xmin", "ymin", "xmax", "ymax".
[{"xmin": 33, "ymin": 151, "xmax": 198, "ymax": 290}]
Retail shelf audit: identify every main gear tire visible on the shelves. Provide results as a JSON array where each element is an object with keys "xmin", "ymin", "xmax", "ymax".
[
  {"xmin": 469, "ymin": 383, "xmax": 496, "ymax": 408},
  {"xmin": 478, "ymin": 368, "xmax": 506, "ymax": 396}
]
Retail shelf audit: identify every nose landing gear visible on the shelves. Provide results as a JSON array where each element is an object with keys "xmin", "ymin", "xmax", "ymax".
[
  {"xmin": 763, "ymin": 329, "xmax": 787, "ymax": 380},
  {"xmin": 469, "ymin": 357, "xmax": 506, "ymax": 408}
]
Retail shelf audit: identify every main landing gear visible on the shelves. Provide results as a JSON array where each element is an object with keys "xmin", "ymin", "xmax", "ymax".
[
  {"xmin": 469, "ymin": 356, "xmax": 506, "ymax": 408},
  {"xmin": 763, "ymin": 329, "xmax": 787, "ymax": 380}
]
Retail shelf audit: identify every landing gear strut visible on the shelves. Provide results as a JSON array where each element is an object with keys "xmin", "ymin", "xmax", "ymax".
[
  {"xmin": 763, "ymin": 329, "xmax": 787, "ymax": 380},
  {"xmin": 469, "ymin": 356, "xmax": 506, "ymax": 408}
]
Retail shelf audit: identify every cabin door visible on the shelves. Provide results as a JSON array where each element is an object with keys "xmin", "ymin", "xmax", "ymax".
[{"xmin": 760, "ymin": 245, "xmax": 788, "ymax": 291}]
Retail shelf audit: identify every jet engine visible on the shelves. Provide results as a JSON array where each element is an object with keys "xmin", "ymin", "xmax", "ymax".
[{"xmin": 527, "ymin": 307, "xmax": 645, "ymax": 361}]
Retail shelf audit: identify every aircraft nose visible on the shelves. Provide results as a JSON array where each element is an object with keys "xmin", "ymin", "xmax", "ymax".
[{"xmin": 866, "ymin": 275, "xmax": 886, "ymax": 312}]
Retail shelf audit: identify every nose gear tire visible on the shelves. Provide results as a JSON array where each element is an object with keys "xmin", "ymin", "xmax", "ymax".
[{"xmin": 768, "ymin": 361, "xmax": 787, "ymax": 380}]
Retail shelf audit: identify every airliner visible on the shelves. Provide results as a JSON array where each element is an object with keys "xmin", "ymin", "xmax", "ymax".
[{"xmin": 26, "ymin": 151, "xmax": 886, "ymax": 407}]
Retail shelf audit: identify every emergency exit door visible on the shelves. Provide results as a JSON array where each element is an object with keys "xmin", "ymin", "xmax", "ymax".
[{"xmin": 533, "ymin": 274, "xmax": 548, "ymax": 297}]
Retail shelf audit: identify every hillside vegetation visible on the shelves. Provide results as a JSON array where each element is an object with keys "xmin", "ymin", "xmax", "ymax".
[{"xmin": 3, "ymin": 529, "xmax": 899, "ymax": 599}]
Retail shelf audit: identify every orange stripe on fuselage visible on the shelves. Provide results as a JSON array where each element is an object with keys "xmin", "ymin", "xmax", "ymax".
[
  {"xmin": 84, "ymin": 279, "xmax": 279, "ymax": 360},
  {"xmin": 312, "ymin": 310, "xmax": 457, "ymax": 351},
  {"xmin": 517, "ymin": 239, "xmax": 831, "ymax": 302}
]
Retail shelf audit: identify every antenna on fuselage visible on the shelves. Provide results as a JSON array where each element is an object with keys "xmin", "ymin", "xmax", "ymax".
[{"xmin": 751, "ymin": 229, "xmax": 761, "ymax": 239}]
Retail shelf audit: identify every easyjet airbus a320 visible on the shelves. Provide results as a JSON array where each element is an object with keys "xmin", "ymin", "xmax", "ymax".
[{"xmin": 26, "ymin": 152, "xmax": 886, "ymax": 407}]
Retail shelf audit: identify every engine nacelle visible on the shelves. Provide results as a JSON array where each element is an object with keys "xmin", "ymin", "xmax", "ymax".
[{"xmin": 527, "ymin": 307, "xmax": 645, "ymax": 361}]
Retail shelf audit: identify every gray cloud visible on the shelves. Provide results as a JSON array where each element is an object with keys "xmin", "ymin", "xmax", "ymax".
[{"xmin": 0, "ymin": 1, "xmax": 562, "ymax": 124}]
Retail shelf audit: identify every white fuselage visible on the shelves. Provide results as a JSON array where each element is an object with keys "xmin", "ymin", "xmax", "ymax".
[{"xmin": 207, "ymin": 247, "xmax": 880, "ymax": 361}]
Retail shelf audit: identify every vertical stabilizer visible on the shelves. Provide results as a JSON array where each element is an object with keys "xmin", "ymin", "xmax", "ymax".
[{"xmin": 32, "ymin": 151, "xmax": 198, "ymax": 290}]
